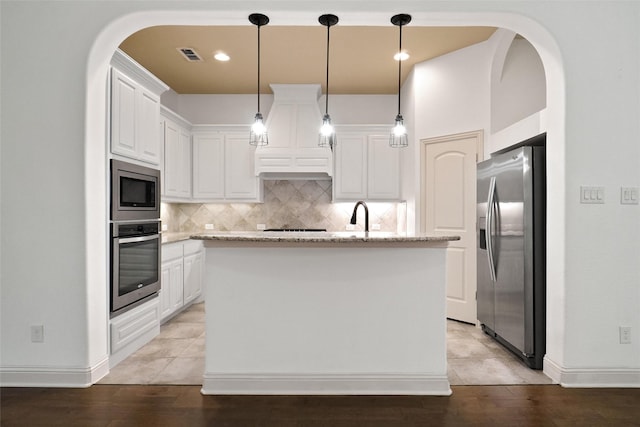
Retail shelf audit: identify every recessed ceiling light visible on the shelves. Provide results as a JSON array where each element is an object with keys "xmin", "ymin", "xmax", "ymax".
[
  {"xmin": 394, "ymin": 51, "xmax": 410, "ymax": 61},
  {"xmin": 214, "ymin": 52, "xmax": 230, "ymax": 62}
]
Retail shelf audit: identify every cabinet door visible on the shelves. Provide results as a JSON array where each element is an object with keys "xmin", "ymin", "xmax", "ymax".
[
  {"xmin": 137, "ymin": 89, "xmax": 161, "ymax": 165},
  {"xmin": 177, "ymin": 127, "xmax": 192, "ymax": 197},
  {"xmin": 163, "ymin": 119, "xmax": 181, "ymax": 197},
  {"xmin": 169, "ymin": 259, "xmax": 184, "ymax": 313},
  {"xmin": 111, "ymin": 69, "xmax": 137, "ymax": 159},
  {"xmin": 160, "ymin": 262, "xmax": 173, "ymax": 320},
  {"xmin": 183, "ymin": 252, "xmax": 202, "ymax": 305},
  {"xmin": 164, "ymin": 120, "xmax": 191, "ymax": 199},
  {"xmin": 367, "ymin": 135, "xmax": 400, "ymax": 200},
  {"xmin": 334, "ymin": 134, "xmax": 367, "ymax": 200},
  {"xmin": 192, "ymin": 133, "xmax": 224, "ymax": 199},
  {"xmin": 224, "ymin": 133, "xmax": 258, "ymax": 199},
  {"xmin": 159, "ymin": 121, "xmax": 165, "ymax": 196}
]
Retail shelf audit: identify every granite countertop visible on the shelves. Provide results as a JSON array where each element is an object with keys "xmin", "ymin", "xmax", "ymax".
[
  {"xmin": 162, "ymin": 232, "xmax": 194, "ymax": 244},
  {"xmin": 185, "ymin": 231, "xmax": 460, "ymax": 244}
]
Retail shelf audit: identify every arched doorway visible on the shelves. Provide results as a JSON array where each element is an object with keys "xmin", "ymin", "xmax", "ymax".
[{"xmin": 85, "ymin": 8, "xmax": 565, "ymax": 385}]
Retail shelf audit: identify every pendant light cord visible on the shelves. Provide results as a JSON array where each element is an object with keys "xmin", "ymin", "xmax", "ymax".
[
  {"xmin": 325, "ymin": 23, "xmax": 331, "ymax": 115},
  {"xmin": 257, "ymin": 23, "xmax": 261, "ymax": 114},
  {"xmin": 397, "ymin": 23, "xmax": 403, "ymax": 115}
]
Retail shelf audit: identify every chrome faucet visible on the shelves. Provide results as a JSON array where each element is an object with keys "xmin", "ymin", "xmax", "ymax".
[{"xmin": 350, "ymin": 200, "xmax": 369, "ymax": 232}]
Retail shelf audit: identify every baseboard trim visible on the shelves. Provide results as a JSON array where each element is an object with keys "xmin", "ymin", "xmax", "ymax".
[
  {"xmin": 1, "ymin": 356, "xmax": 110, "ymax": 388},
  {"xmin": 202, "ymin": 373, "xmax": 452, "ymax": 395},
  {"xmin": 544, "ymin": 357, "xmax": 640, "ymax": 388}
]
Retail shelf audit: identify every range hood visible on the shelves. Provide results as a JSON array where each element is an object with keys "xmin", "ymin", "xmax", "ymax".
[{"xmin": 255, "ymin": 84, "xmax": 333, "ymax": 179}]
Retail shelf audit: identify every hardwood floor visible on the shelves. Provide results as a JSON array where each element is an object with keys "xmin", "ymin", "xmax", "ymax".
[{"xmin": 2, "ymin": 385, "xmax": 639, "ymax": 426}]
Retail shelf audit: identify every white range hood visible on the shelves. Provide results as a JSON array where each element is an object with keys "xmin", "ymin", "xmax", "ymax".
[{"xmin": 255, "ymin": 84, "xmax": 333, "ymax": 179}]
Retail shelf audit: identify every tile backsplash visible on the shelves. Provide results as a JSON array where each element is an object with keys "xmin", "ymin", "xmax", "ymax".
[{"xmin": 161, "ymin": 180, "xmax": 405, "ymax": 233}]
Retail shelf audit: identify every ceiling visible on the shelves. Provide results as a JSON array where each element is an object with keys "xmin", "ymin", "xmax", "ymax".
[{"xmin": 119, "ymin": 25, "xmax": 496, "ymax": 95}]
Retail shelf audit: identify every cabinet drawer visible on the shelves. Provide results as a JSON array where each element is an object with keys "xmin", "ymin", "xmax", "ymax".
[
  {"xmin": 162, "ymin": 242, "xmax": 183, "ymax": 262},
  {"xmin": 110, "ymin": 298, "xmax": 160, "ymax": 354},
  {"xmin": 183, "ymin": 240, "xmax": 204, "ymax": 256}
]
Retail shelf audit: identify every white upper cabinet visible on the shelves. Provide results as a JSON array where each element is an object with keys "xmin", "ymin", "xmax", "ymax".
[
  {"xmin": 163, "ymin": 115, "xmax": 191, "ymax": 200},
  {"xmin": 110, "ymin": 69, "xmax": 137, "ymax": 159},
  {"xmin": 225, "ymin": 133, "xmax": 259, "ymax": 199},
  {"xmin": 109, "ymin": 50, "xmax": 168, "ymax": 166},
  {"xmin": 192, "ymin": 128, "xmax": 261, "ymax": 202},
  {"xmin": 333, "ymin": 127, "xmax": 401, "ymax": 201},
  {"xmin": 334, "ymin": 134, "xmax": 367, "ymax": 200},
  {"xmin": 192, "ymin": 133, "xmax": 225, "ymax": 199},
  {"xmin": 367, "ymin": 135, "xmax": 401, "ymax": 200},
  {"xmin": 137, "ymin": 90, "xmax": 162, "ymax": 164}
]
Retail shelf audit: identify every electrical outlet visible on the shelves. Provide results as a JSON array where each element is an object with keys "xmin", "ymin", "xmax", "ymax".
[
  {"xmin": 345, "ymin": 224, "xmax": 356, "ymax": 231},
  {"xmin": 205, "ymin": 224, "xmax": 214, "ymax": 230},
  {"xmin": 161, "ymin": 224, "xmax": 168, "ymax": 232},
  {"xmin": 256, "ymin": 223, "xmax": 266, "ymax": 230},
  {"xmin": 31, "ymin": 325, "xmax": 44, "ymax": 343},
  {"xmin": 619, "ymin": 326, "xmax": 631, "ymax": 344},
  {"xmin": 371, "ymin": 223, "xmax": 381, "ymax": 231}
]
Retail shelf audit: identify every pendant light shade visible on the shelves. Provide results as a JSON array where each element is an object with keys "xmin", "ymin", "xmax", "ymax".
[
  {"xmin": 318, "ymin": 14, "xmax": 339, "ymax": 150},
  {"xmin": 389, "ymin": 13, "xmax": 411, "ymax": 148},
  {"xmin": 249, "ymin": 13, "xmax": 269, "ymax": 146}
]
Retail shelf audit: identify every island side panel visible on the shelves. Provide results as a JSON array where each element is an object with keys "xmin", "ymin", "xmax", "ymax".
[{"xmin": 202, "ymin": 245, "xmax": 450, "ymax": 395}]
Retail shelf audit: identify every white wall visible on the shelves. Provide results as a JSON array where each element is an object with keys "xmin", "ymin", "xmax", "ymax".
[
  {"xmin": 1, "ymin": 1, "xmax": 638, "ymax": 388},
  {"xmin": 404, "ymin": 41, "xmax": 492, "ymax": 235},
  {"xmin": 174, "ymin": 93, "xmax": 396, "ymax": 125},
  {"xmin": 491, "ymin": 36, "xmax": 546, "ymax": 133}
]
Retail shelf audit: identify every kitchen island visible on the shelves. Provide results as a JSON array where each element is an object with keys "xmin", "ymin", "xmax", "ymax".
[{"xmin": 191, "ymin": 231, "xmax": 459, "ymax": 395}]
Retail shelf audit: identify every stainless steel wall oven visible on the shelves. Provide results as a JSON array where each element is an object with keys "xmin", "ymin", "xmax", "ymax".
[
  {"xmin": 109, "ymin": 159, "xmax": 162, "ymax": 315},
  {"xmin": 110, "ymin": 220, "xmax": 161, "ymax": 316}
]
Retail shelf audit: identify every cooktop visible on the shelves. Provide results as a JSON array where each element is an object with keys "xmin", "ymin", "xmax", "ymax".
[{"xmin": 263, "ymin": 228, "xmax": 327, "ymax": 232}]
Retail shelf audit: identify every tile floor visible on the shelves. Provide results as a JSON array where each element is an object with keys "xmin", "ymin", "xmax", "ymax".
[
  {"xmin": 446, "ymin": 318, "xmax": 552, "ymax": 385},
  {"xmin": 99, "ymin": 302, "xmax": 206, "ymax": 385},
  {"xmin": 99, "ymin": 302, "xmax": 553, "ymax": 386}
]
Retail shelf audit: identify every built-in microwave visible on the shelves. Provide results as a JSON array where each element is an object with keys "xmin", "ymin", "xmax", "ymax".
[{"xmin": 111, "ymin": 159, "xmax": 160, "ymax": 221}]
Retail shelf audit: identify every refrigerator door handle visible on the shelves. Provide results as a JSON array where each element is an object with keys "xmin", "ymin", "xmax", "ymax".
[{"xmin": 486, "ymin": 176, "xmax": 497, "ymax": 282}]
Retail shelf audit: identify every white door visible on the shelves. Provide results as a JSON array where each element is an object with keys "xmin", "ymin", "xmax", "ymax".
[{"xmin": 421, "ymin": 131, "xmax": 482, "ymax": 324}]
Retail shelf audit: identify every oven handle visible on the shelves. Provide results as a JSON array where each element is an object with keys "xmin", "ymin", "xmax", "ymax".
[{"xmin": 117, "ymin": 234, "xmax": 160, "ymax": 244}]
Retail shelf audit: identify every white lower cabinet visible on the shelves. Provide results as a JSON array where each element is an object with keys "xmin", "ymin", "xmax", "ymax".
[
  {"xmin": 160, "ymin": 257, "xmax": 184, "ymax": 320},
  {"xmin": 161, "ymin": 240, "xmax": 204, "ymax": 322},
  {"xmin": 183, "ymin": 242, "xmax": 203, "ymax": 306},
  {"xmin": 109, "ymin": 296, "xmax": 160, "ymax": 368}
]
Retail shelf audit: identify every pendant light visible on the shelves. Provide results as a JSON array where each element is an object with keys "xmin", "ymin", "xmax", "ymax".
[
  {"xmin": 318, "ymin": 14, "xmax": 339, "ymax": 150},
  {"xmin": 389, "ymin": 14, "xmax": 411, "ymax": 148},
  {"xmin": 249, "ymin": 13, "xmax": 269, "ymax": 146}
]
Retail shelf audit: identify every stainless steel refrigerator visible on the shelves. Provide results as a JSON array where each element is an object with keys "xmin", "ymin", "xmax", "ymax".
[{"xmin": 477, "ymin": 142, "xmax": 546, "ymax": 369}]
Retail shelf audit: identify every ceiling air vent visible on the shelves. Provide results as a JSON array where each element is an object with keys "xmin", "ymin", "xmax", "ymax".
[{"xmin": 177, "ymin": 47, "xmax": 203, "ymax": 62}]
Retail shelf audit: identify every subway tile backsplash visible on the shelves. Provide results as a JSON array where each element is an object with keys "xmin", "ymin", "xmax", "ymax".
[{"xmin": 161, "ymin": 180, "xmax": 403, "ymax": 233}]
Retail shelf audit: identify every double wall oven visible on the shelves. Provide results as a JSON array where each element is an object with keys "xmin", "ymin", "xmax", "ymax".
[{"xmin": 110, "ymin": 159, "xmax": 161, "ymax": 316}]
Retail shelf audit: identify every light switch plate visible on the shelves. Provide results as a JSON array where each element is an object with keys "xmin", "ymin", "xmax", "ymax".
[
  {"xmin": 580, "ymin": 186, "xmax": 605, "ymax": 204},
  {"xmin": 620, "ymin": 187, "xmax": 639, "ymax": 205}
]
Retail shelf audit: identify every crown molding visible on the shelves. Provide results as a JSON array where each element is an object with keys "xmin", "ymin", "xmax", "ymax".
[{"xmin": 111, "ymin": 49, "xmax": 169, "ymax": 96}]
